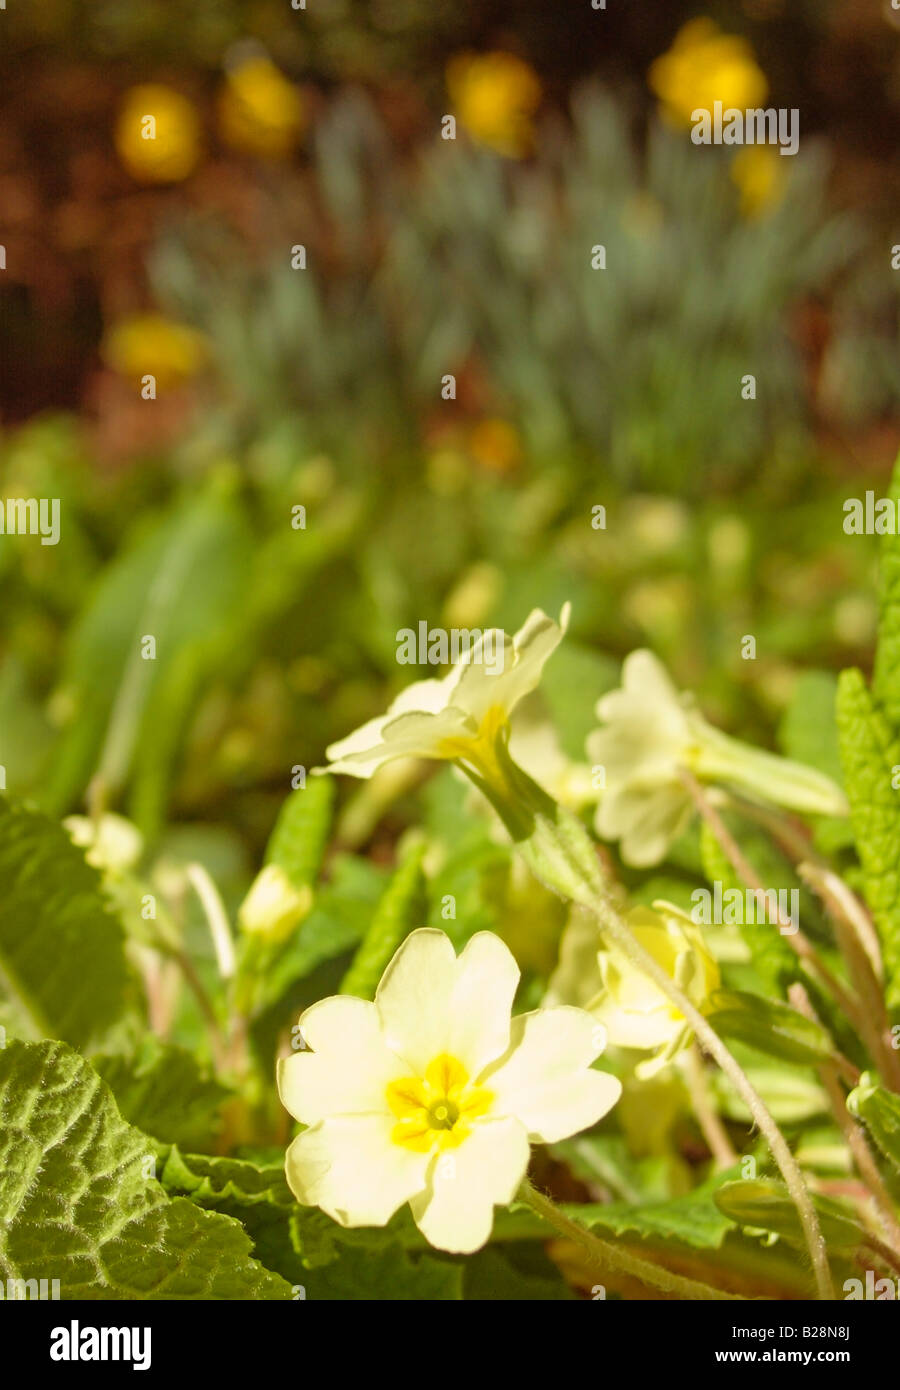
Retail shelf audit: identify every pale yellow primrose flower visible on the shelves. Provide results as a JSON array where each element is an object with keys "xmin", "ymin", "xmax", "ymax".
[
  {"xmin": 278, "ymin": 928, "xmax": 620, "ymax": 1253},
  {"xmin": 548, "ymin": 903, "xmax": 719, "ymax": 1079},
  {"xmin": 587, "ymin": 650, "xmax": 848, "ymax": 868},
  {"xmin": 318, "ymin": 606, "xmax": 570, "ymax": 787},
  {"xmin": 591, "ymin": 905, "xmax": 720, "ymax": 1079}
]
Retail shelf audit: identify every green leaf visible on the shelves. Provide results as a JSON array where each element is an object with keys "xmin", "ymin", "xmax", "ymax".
[
  {"xmin": 713, "ymin": 1178, "xmax": 865, "ymax": 1253},
  {"xmin": 159, "ymin": 1147, "xmax": 310, "ymax": 1286},
  {"xmin": 707, "ymin": 989, "xmax": 834, "ymax": 1067},
  {"xmin": 847, "ymin": 1072, "xmax": 900, "ymax": 1173},
  {"xmin": 93, "ymin": 1039, "xmax": 231, "ymax": 1150},
  {"xmin": 836, "ymin": 667, "xmax": 900, "ymax": 1006},
  {"xmin": 265, "ymin": 776, "xmax": 335, "ymax": 891},
  {"xmin": 493, "ymin": 1170, "xmax": 738, "ymax": 1253},
  {"xmin": 0, "ymin": 1040, "xmax": 292, "ymax": 1299},
  {"xmin": 44, "ymin": 491, "xmax": 253, "ymax": 826},
  {"xmin": 300, "ymin": 1242, "xmax": 463, "ymax": 1300},
  {"xmin": 778, "ymin": 670, "xmax": 844, "ymax": 786},
  {"xmin": 463, "ymin": 1246, "xmax": 574, "ymax": 1300},
  {"xmin": 873, "ymin": 452, "xmax": 900, "ymax": 727},
  {"xmin": 0, "ymin": 797, "xmax": 132, "ymax": 1048},
  {"xmin": 162, "ymin": 1153, "xmax": 462, "ymax": 1299},
  {"xmin": 340, "ymin": 837, "xmax": 427, "ymax": 998},
  {"xmin": 257, "ymin": 854, "xmax": 387, "ymax": 1010}
]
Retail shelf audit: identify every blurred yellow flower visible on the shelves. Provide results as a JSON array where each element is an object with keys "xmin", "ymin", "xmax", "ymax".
[
  {"xmin": 648, "ymin": 19, "xmax": 768, "ymax": 127},
  {"xmin": 218, "ymin": 55, "xmax": 305, "ymax": 159},
  {"xmin": 103, "ymin": 314, "xmax": 208, "ymax": 389},
  {"xmin": 730, "ymin": 144, "xmax": 784, "ymax": 217},
  {"xmin": 115, "ymin": 84, "xmax": 201, "ymax": 184},
  {"xmin": 446, "ymin": 51, "xmax": 541, "ymax": 158},
  {"xmin": 468, "ymin": 418, "xmax": 523, "ymax": 475}
]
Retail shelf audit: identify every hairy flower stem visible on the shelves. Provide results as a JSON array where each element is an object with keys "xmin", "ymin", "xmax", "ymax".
[
  {"xmin": 797, "ymin": 862, "xmax": 900, "ymax": 1094},
  {"xmin": 577, "ymin": 871, "xmax": 835, "ymax": 1300},
  {"xmin": 680, "ymin": 770, "xmax": 865, "ymax": 1033},
  {"xmin": 789, "ymin": 983, "xmax": 900, "ymax": 1256},
  {"xmin": 467, "ymin": 745, "xmax": 836, "ymax": 1299},
  {"xmin": 518, "ymin": 1179, "xmax": 744, "ymax": 1300}
]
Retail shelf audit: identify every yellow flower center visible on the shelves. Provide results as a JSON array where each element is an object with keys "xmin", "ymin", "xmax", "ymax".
[
  {"xmin": 437, "ymin": 704, "xmax": 510, "ymax": 785},
  {"xmin": 386, "ymin": 1053, "xmax": 493, "ymax": 1152}
]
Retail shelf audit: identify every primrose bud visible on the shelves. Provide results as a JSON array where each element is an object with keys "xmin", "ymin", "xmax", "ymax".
[{"xmin": 239, "ymin": 864, "xmax": 312, "ymax": 943}]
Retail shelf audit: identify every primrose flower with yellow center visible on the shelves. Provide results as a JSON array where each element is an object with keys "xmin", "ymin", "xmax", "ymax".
[
  {"xmin": 278, "ymin": 928, "xmax": 620, "ymax": 1252},
  {"xmin": 648, "ymin": 18, "xmax": 768, "ymax": 128},
  {"xmin": 103, "ymin": 314, "xmax": 208, "ymax": 390},
  {"xmin": 114, "ymin": 84, "xmax": 201, "ymax": 184},
  {"xmin": 318, "ymin": 606, "xmax": 569, "ymax": 793},
  {"xmin": 218, "ymin": 51, "xmax": 305, "ymax": 160},
  {"xmin": 589, "ymin": 905, "xmax": 720, "ymax": 1078},
  {"xmin": 587, "ymin": 650, "xmax": 848, "ymax": 867},
  {"xmin": 446, "ymin": 51, "xmax": 542, "ymax": 158}
]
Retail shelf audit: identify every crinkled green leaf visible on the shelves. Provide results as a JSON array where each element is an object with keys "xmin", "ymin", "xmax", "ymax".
[
  {"xmin": 494, "ymin": 1171, "xmax": 738, "ymax": 1253},
  {"xmin": 836, "ymin": 667, "xmax": 900, "ymax": 1006},
  {"xmin": 0, "ymin": 797, "xmax": 132, "ymax": 1048},
  {"xmin": 873, "ymin": 452, "xmax": 900, "ymax": 727},
  {"xmin": 0, "ymin": 1040, "xmax": 291, "ymax": 1299}
]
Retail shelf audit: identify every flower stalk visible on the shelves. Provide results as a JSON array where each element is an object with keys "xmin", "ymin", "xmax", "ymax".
[
  {"xmin": 518, "ymin": 1179, "xmax": 745, "ymax": 1300},
  {"xmin": 467, "ymin": 738, "xmax": 836, "ymax": 1299}
]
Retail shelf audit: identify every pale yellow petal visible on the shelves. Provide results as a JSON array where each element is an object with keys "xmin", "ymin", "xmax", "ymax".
[
  {"xmin": 375, "ymin": 928, "xmax": 518, "ymax": 1075},
  {"xmin": 277, "ymin": 995, "xmax": 408, "ymax": 1124},
  {"xmin": 409, "ymin": 1116, "xmax": 529, "ymax": 1252},
  {"xmin": 482, "ymin": 1006, "xmax": 621, "ymax": 1142},
  {"xmin": 284, "ymin": 1115, "xmax": 430, "ymax": 1228}
]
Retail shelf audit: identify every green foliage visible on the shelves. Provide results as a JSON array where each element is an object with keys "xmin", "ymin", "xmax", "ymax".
[
  {"xmin": 699, "ymin": 820, "xmax": 798, "ymax": 994},
  {"xmin": 873, "ymin": 454, "xmax": 900, "ymax": 726},
  {"xmin": 340, "ymin": 837, "xmax": 427, "ymax": 998},
  {"xmin": 706, "ymin": 990, "xmax": 835, "ymax": 1068},
  {"xmin": 0, "ymin": 1041, "xmax": 291, "ymax": 1299},
  {"xmin": 778, "ymin": 670, "xmax": 844, "ymax": 786},
  {"xmin": 0, "ymin": 797, "xmax": 132, "ymax": 1049},
  {"xmin": 44, "ymin": 488, "xmax": 254, "ymax": 833},
  {"xmin": 94, "ymin": 1039, "xmax": 232, "ymax": 1150},
  {"xmin": 713, "ymin": 1179, "xmax": 865, "ymax": 1253},
  {"xmin": 847, "ymin": 1073, "xmax": 900, "ymax": 1173},
  {"xmin": 264, "ymin": 776, "xmax": 335, "ymax": 891},
  {"xmin": 836, "ymin": 667, "xmax": 900, "ymax": 1006}
]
